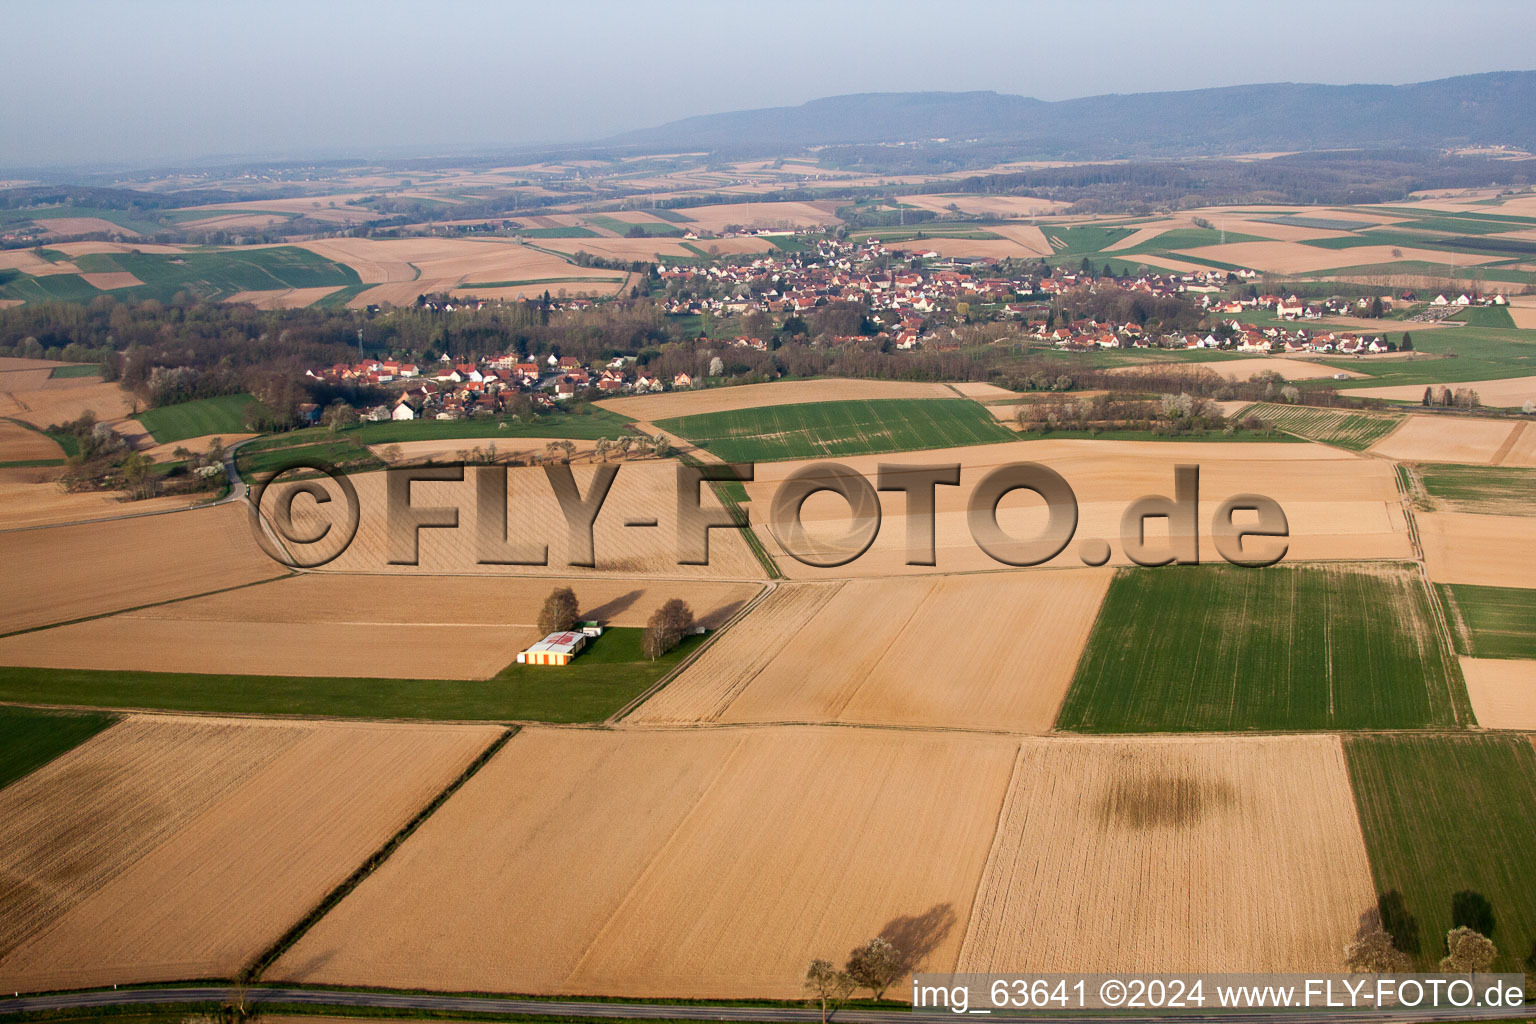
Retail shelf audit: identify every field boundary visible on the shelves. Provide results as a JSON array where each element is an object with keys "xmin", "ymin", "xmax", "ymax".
[
  {"xmin": 611, "ymin": 581, "xmax": 776, "ymax": 722},
  {"xmin": 0, "ymin": 573, "xmax": 293, "ymax": 641},
  {"xmin": 243, "ymin": 726, "xmax": 517, "ymax": 982}
]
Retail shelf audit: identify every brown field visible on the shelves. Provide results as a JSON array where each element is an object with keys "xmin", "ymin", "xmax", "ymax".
[
  {"xmin": 539, "ymin": 236, "xmax": 774, "ymax": 262},
  {"xmin": 667, "ymin": 200, "xmax": 843, "ymax": 233},
  {"xmin": 1107, "ymin": 358, "xmax": 1360, "ymax": 381},
  {"xmin": 1369, "ymin": 415, "xmax": 1524, "ymax": 464},
  {"xmin": 0, "ymin": 368, "xmax": 55, "ymax": 392},
  {"xmin": 1102, "ymin": 221, "xmax": 1181, "ymax": 251},
  {"xmin": 886, "ymin": 236, "xmax": 1042, "ymax": 260},
  {"xmin": 34, "ymin": 217, "xmax": 138, "ymax": 237},
  {"xmin": 897, "ymin": 194, "xmax": 1073, "ymax": 218},
  {"xmin": 293, "ymin": 237, "xmax": 626, "ymax": 307},
  {"xmin": 43, "ymin": 241, "xmax": 185, "ymax": 257},
  {"xmin": 1459, "ymin": 657, "xmax": 1536, "ymax": 730},
  {"xmin": 78, "ymin": 271, "xmax": 143, "ymax": 290},
  {"xmin": 634, "ymin": 570, "xmax": 1110, "ymax": 732},
  {"xmin": 0, "ymin": 574, "xmax": 757, "ymax": 680},
  {"xmin": 367, "ymin": 437, "xmax": 605, "ymax": 464},
  {"xmin": 0, "ymin": 476, "xmax": 204, "ymax": 530},
  {"xmin": 1344, "ymin": 375, "xmax": 1536, "ymax": 409},
  {"xmin": 0, "ymin": 358, "xmax": 63, "ymax": 372},
  {"xmin": 1418, "ymin": 511, "xmax": 1536, "ymax": 588},
  {"xmin": 0, "ymin": 375, "xmax": 134, "ymax": 428},
  {"xmin": 0, "ymin": 251, "xmax": 79, "ymax": 276},
  {"xmin": 595, "ymin": 377, "xmax": 957, "ymax": 420},
  {"xmin": 272, "ymin": 725, "xmax": 1020, "ymax": 998},
  {"xmin": 0, "ymin": 502, "xmax": 280, "ymax": 633},
  {"xmin": 0, "ymin": 418, "xmax": 63, "ymax": 461},
  {"xmin": 948, "ymin": 381, "xmax": 1018, "ymax": 399},
  {"xmin": 1173, "ymin": 241, "xmax": 1499, "ymax": 275},
  {"xmin": 1215, "ymin": 218, "xmax": 1354, "ymax": 243},
  {"xmin": 225, "ymin": 286, "xmax": 342, "ymax": 309},
  {"xmin": 270, "ymin": 460, "xmax": 763, "ymax": 580},
  {"xmin": 741, "ymin": 439, "xmax": 1409, "ymax": 580},
  {"xmin": 1506, "ymin": 299, "xmax": 1536, "ymax": 330},
  {"xmin": 142, "ymin": 430, "xmax": 256, "ymax": 461},
  {"xmin": 452, "ymin": 277, "xmax": 630, "ymax": 303},
  {"xmin": 0, "ymin": 715, "xmax": 501, "ymax": 993},
  {"xmin": 177, "ymin": 213, "xmax": 291, "ymax": 231},
  {"xmin": 956, "ymin": 735, "xmax": 1376, "ymax": 973}
]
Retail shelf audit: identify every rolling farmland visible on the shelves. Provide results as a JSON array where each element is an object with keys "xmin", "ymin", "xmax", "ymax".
[
  {"xmin": 1057, "ymin": 563, "xmax": 1468, "ymax": 732},
  {"xmin": 1241, "ymin": 402, "xmax": 1404, "ymax": 450},
  {"xmin": 657, "ymin": 398, "xmax": 1015, "ymax": 462},
  {"xmin": 1344, "ymin": 734, "xmax": 1536, "ymax": 972}
]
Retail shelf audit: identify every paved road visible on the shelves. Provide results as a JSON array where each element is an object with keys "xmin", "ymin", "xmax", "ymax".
[{"xmin": 0, "ymin": 987, "xmax": 1530, "ymax": 1024}]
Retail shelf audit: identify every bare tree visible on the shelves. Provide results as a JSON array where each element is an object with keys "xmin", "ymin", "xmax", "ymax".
[
  {"xmin": 846, "ymin": 936, "xmax": 904, "ymax": 1000},
  {"xmin": 804, "ymin": 958, "xmax": 855, "ymax": 1024},
  {"xmin": 642, "ymin": 598, "xmax": 694, "ymax": 659},
  {"xmin": 537, "ymin": 586, "xmax": 579, "ymax": 635},
  {"xmin": 1439, "ymin": 927, "xmax": 1498, "ymax": 973}
]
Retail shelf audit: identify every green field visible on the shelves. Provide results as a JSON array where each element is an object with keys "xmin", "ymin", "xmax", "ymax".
[
  {"xmin": 1319, "ymin": 326, "xmax": 1536, "ymax": 387},
  {"xmin": 1438, "ymin": 583, "xmax": 1536, "ymax": 660},
  {"xmin": 349, "ymin": 407, "xmax": 633, "ymax": 444},
  {"xmin": 658, "ymin": 398, "xmax": 1015, "ymax": 462},
  {"xmin": 1453, "ymin": 305, "xmax": 1518, "ymax": 328},
  {"xmin": 514, "ymin": 226, "xmax": 601, "ymax": 238},
  {"xmin": 1057, "ymin": 564, "xmax": 1468, "ymax": 732},
  {"xmin": 0, "ymin": 628, "xmax": 703, "ymax": 723},
  {"xmin": 1240, "ymin": 402, "xmax": 1404, "ymax": 450},
  {"xmin": 1417, "ymin": 464, "xmax": 1536, "ymax": 515},
  {"xmin": 66, "ymin": 246, "xmax": 360, "ymax": 303},
  {"xmin": 48, "ymin": 363, "xmax": 102, "ymax": 379},
  {"xmin": 1045, "ymin": 225, "xmax": 1134, "ymax": 255},
  {"xmin": 235, "ymin": 436, "xmax": 384, "ymax": 482},
  {"xmin": 137, "ymin": 393, "xmax": 256, "ymax": 443},
  {"xmin": 0, "ymin": 269, "xmax": 101, "ymax": 304},
  {"xmin": 1118, "ymin": 227, "xmax": 1266, "ymax": 254},
  {"xmin": 1345, "ymin": 734, "xmax": 1536, "ymax": 972},
  {"xmin": 582, "ymin": 214, "xmax": 685, "ymax": 237},
  {"xmin": 0, "ymin": 706, "xmax": 118, "ymax": 790}
]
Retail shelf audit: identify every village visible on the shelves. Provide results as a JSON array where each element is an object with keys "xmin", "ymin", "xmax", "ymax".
[{"xmin": 300, "ymin": 233, "xmax": 1513, "ymax": 421}]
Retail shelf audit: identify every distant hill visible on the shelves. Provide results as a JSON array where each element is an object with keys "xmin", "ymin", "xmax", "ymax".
[{"xmin": 603, "ymin": 72, "xmax": 1536, "ymax": 164}]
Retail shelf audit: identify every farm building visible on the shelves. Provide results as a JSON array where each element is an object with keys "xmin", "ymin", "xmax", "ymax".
[{"xmin": 516, "ymin": 632, "xmax": 588, "ymax": 666}]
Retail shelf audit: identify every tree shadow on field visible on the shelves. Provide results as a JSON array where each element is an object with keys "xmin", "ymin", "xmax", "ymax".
[
  {"xmin": 1370, "ymin": 890, "xmax": 1420, "ymax": 955},
  {"xmin": 581, "ymin": 589, "xmax": 643, "ymax": 624},
  {"xmin": 876, "ymin": 903, "xmax": 957, "ymax": 973},
  {"xmin": 1451, "ymin": 889, "xmax": 1495, "ymax": 938},
  {"xmin": 698, "ymin": 598, "xmax": 746, "ymax": 629}
]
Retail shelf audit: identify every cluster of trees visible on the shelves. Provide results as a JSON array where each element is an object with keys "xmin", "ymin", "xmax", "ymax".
[
  {"xmin": 47, "ymin": 411, "xmax": 225, "ymax": 501},
  {"xmin": 804, "ymin": 937, "xmax": 907, "ymax": 1021},
  {"xmin": 1015, "ymin": 390, "xmax": 1276, "ymax": 438},
  {"xmin": 642, "ymin": 599, "xmax": 694, "ymax": 660},
  {"xmin": 1422, "ymin": 385, "xmax": 1482, "ymax": 409}
]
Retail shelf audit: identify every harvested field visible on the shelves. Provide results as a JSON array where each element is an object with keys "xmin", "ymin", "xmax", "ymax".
[
  {"xmin": 271, "ymin": 460, "xmax": 763, "ymax": 580},
  {"xmin": 0, "ymin": 479, "xmax": 203, "ymax": 530},
  {"xmin": 742, "ymin": 439, "xmax": 1410, "ymax": 579},
  {"xmin": 1242, "ymin": 403, "xmax": 1403, "ymax": 450},
  {"xmin": 1192, "ymin": 357, "xmax": 1363, "ymax": 381},
  {"xmin": 956, "ymin": 735, "xmax": 1376, "ymax": 973},
  {"xmin": 34, "ymin": 217, "xmax": 138, "ymax": 237},
  {"xmin": 293, "ymin": 238, "xmax": 625, "ymax": 308},
  {"xmin": 638, "ymin": 571, "xmax": 1109, "ymax": 732},
  {"xmin": 1343, "ymin": 375, "xmax": 1536, "ymax": 408},
  {"xmin": 0, "ymin": 575, "xmax": 756, "ymax": 680},
  {"xmin": 224, "ymin": 286, "xmax": 342, "ymax": 309},
  {"xmin": 1174, "ymin": 241, "xmax": 1499, "ymax": 274},
  {"xmin": 78, "ymin": 271, "xmax": 142, "ymax": 290},
  {"xmin": 665, "ymin": 200, "xmax": 842, "ymax": 233},
  {"xmin": 1418, "ymin": 511, "xmax": 1536, "ymax": 588},
  {"xmin": 0, "ymin": 419, "xmax": 63, "ymax": 461},
  {"xmin": 948, "ymin": 381, "xmax": 1019, "ymax": 400},
  {"xmin": 1458, "ymin": 658, "xmax": 1536, "ymax": 729},
  {"xmin": 1368, "ymin": 415, "xmax": 1525, "ymax": 465},
  {"xmin": 0, "ymin": 503, "xmax": 280, "ymax": 634},
  {"xmin": 45, "ymin": 241, "xmax": 185, "ymax": 256},
  {"xmin": 885, "ymin": 236, "xmax": 1043, "ymax": 260},
  {"xmin": 1058, "ymin": 563, "xmax": 1466, "ymax": 732},
  {"xmin": 0, "ymin": 715, "xmax": 501, "ymax": 992},
  {"xmin": 366, "ymin": 437, "xmax": 604, "ymax": 464},
  {"xmin": 898, "ymin": 194, "xmax": 1072, "ymax": 218},
  {"xmin": 0, "ymin": 376, "xmax": 133, "ymax": 428},
  {"xmin": 596, "ymin": 377, "xmax": 958, "ymax": 420},
  {"xmin": 142, "ymin": 431, "xmax": 256, "ymax": 462},
  {"xmin": 273, "ymin": 725, "xmax": 1018, "ymax": 998}
]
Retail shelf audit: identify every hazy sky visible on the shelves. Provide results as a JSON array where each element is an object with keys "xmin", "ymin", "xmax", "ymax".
[{"xmin": 4, "ymin": 0, "xmax": 1535, "ymax": 169}]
